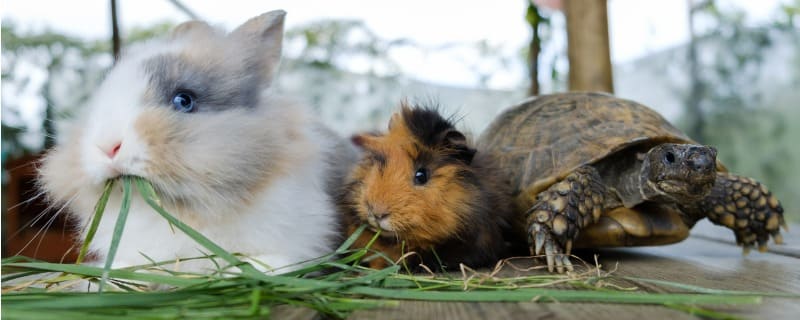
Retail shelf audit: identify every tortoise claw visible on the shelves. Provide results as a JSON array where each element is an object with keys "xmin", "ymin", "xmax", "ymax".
[
  {"xmin": 545, "ymin": 240, "xmax": 556, "ymax": 272},
  {"xmin": 562, "ymin": 255, "xmax": 574, "ymax": 272},
  {"xmin": 773, "ymin": 233, "xmax": 784, "ymax": 245},
  {"xmin": 526, "ymin": 166, "xmax": 605, "ymax": 273},
  {"xmin": 545, "ymin": 236, "xmax": 568, "ymax": 273},
  {"xmin": 530, "ymin": 222, "xmax": 570, "ymax": 273},
  {"xmin": 565, "ymin": 240, "xmax": 573, "ymax": 256},
  {"xmin": 534, "ymin": 231, "xmax": 546, "ymax": 255}
]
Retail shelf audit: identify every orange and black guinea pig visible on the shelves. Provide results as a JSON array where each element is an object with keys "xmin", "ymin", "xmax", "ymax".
[{"xmin": 337, "ymin": 101, "xmax": 525, "ymax": 271}]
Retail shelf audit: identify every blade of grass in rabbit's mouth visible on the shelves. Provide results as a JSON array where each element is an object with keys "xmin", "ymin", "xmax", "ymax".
[
  {"xmin": 75, "ymin": 179, "xmax": 115, "ymax": 264},
  {"xmin": 77, "ymin": 176, "xmax": 151, "ymax": 291}
]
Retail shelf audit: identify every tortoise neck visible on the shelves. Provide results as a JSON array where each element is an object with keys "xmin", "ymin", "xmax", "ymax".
[{"xmin": 638, "ymin": 159, "xmax": 672, "ymax": 203}]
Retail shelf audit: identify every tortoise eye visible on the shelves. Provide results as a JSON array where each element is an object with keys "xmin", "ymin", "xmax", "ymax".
[
  {"xmin": 413, "ymin": 168, "xmax": 429, "ymax": 185},
  {"xmin": 664, "ymin": 151, "xmax": 676, "ymax": 164}
]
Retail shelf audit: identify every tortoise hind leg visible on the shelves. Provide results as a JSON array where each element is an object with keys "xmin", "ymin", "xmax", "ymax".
[
  {"xmin": 688, "ymin": 172, "xmax": 786, "ymax": 253},
  {"xmin": 527, "ymin": 166, "xmax": 607, "ymax": 273}
]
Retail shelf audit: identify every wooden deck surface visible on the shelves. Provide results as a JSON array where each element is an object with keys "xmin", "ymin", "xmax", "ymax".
[{"xmin": 278, "ymin": 220, "xmax": 799, "ymax": 319}]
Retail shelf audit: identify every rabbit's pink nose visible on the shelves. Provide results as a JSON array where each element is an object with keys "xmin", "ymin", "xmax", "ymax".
[{"xmin": 107, "ymin": 142, "xmax": 122, "ymax": 158}]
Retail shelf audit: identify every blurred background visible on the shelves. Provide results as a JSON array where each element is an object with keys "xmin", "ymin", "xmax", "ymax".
[{"xmin": 2, "ymin": 0, "xmax": 798, "ymax": 261}]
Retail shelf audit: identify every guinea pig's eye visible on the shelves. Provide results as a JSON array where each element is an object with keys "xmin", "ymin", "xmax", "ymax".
[
  {"xmin": 172, "ymin": 91, "xmax": 196, "ymax": 113},
  {"xmin": 413, "ymin": 168, "xmax": 429, "ymax": 185}
]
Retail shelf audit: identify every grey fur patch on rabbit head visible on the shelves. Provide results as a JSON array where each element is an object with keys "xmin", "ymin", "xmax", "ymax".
[{"xmin": 143, "ymin": 10, "xmax": 286, "ymax": 112}]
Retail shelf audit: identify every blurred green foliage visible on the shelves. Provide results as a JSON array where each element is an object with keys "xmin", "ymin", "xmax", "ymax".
[
  {"xmin": 2, "ymin": 3, "xmax": 797, "ymax": 222},
  {"xmin": 679, "ymin": 0, "xmax": 799, "ymax": 221},
  {"xmin": 2, "ymin": 22, "xmax": 103, "ymax": 159},
  {"xmin": 1, "ymin": 21, "xmax": 174, "ymax": 162},
  {"xmin": 523, "ymin": 0, "xmax": 564, "ymax": 93},
  {"xmin": 285, "ymin": 19, "xmax": 409, "ymax": 74}
]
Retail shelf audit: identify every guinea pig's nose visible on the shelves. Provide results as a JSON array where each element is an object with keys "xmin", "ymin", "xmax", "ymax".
[
  {"xmin": 366, "ymin": 203, "xmax": 393, "ymax": 232},
  {"xmin": 371, "ymin": 210, "xmax": 390, "ymax": 220},
  {"xmin": 367, "ymin": 203, "xmax": 390, "ymax": 220}
]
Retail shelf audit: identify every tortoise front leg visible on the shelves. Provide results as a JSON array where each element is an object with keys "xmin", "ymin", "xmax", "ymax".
[
  {"xmin": 690, "ymin": 172, "xmax": 786, "ymax": 253},
  {"xmin": 527, "ymin": 166, "xmax": 606, "ymax": 273}
]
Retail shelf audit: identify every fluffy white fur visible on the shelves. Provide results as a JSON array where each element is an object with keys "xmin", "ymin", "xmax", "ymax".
[{"xmin": 38, "ymin": 10, "xmax": 343, "ymax": 274}]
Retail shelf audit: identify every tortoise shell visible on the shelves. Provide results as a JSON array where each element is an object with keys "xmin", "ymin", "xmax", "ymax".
[{"xmin": 477, "ymin": 92, "xmax": 726, "ymax": 247}]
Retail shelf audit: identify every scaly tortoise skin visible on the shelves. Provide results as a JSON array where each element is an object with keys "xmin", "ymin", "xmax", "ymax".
[{"xmin": 478, "ymin": 92, "xmax": 787, "ymax": 273}]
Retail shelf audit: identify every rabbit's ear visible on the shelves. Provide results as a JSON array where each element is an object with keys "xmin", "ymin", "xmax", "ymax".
[
  {"xmin": 171, "ymin": 20, "xmax": 214, "ymax": 39},
  {"xmin": 230, "ymin": 10, "xmax": 286, "ymax": 83}
]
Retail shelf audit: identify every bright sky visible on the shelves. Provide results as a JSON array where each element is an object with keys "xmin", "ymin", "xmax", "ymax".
[{"xmin": 1, "ymin": 0, "xmax": 786, "ymax": 89}]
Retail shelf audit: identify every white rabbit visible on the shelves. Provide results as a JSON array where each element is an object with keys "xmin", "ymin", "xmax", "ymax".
[{"xmin": 38, "ymin": 10, "xmax": 352, "ymax": 275}]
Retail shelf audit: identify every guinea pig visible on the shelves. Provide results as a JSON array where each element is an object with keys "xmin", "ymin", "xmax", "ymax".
[
  {"xmin": 37, "ymin": 11, "xmax": 351, "ymax": 275},
  {"xmin": 337, "ymin": 102, "xmax": 526, "ymax": 271}
]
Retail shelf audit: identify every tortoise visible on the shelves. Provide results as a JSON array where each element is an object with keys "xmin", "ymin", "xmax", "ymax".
[{"xmin": 477, "ymin": 92, "xmax": 787, "ymax": 273}]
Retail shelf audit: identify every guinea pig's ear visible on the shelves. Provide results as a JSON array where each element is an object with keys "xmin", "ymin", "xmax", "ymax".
[
  {"xmin": 230, "ymin": 10, "xmax": 286, "ymax": 84},
  {"xmin": 443, "ymin": 129, "xmax": 466, "ymax": 145},
  {"xmin": 392, "ymin": 100, "xmax": 414, "ymax": 130},
  {"xmin": 441, "ymin": 129, "xmax": 476, "ymax": 165},
  {"xmin": 388, "ymin": 112, "xmax": 403, "ymax": 131},
  {"xmin": 351, "ymin": 133, "xmax": 382, "ymax": 152},
  {"xmin": 170, "ymin": 20, "xmax": 214, "ymax": 39}
]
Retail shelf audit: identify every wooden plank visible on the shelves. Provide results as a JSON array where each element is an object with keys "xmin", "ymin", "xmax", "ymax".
[
  {"xmin": 270, "ymin": 306, "xmax": 318, "ymax": 320},
  {"xmin": 350, "ymin": 301, "xmax": 695, "ymax": 320},
  {"xmin": 600, "ymin": 238, "xmax": 800, "ymax": 293},
  {"xmin": 592, "ymin": 237, "xmax": 800, "ymax": 319},
  {"xmin": 690, "ymin": 220, "xmax": 800, "ymax": 258},
  {"xmin": 279, "ymin": 227, "xmax": 800, "ymax": 320},
  {"xmin": 350, "ymin": 236, "xmax": 798, "ymax": 319}
]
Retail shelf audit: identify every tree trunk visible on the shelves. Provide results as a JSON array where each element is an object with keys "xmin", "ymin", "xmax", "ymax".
[
  {"xmin": 110, "ymin": 0, "xmax": 121, "ymax": 63},
  {"xmin": 42, "ymin": 63, "xmax": 56, "ymax": 150},
  {"xmin": 527, "ymin": 2, "xmax": 543, "ymax": 96},
  {"xmin": 685, "ymin": 0, "xmax": 707, "ymax": 142},
  {"xmin": 564, "ymin": 0, "xmax": 614, "ymax": 93},
  {"xmin": 167, "ymin": 0, "xmax": 200, "ymax": 20}
]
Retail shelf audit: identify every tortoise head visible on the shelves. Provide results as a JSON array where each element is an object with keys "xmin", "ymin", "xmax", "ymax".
[{"xmin": 640, "ymin": 143, "xmax": 717, "ymax": 203}]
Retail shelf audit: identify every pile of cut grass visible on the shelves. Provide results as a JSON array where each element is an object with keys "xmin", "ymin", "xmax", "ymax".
[{"xmin": 1, "ymin": 176, "xmax": 792, "ymax": 319}]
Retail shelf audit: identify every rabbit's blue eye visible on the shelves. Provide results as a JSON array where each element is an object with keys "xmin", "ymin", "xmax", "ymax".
[
  {"xmin": 413, "ymin": 168, "xmax": 429, "ymax": 185},
  {"xmin": 172, "ymin": 92, "xmax": 195, "ymax": 113}
]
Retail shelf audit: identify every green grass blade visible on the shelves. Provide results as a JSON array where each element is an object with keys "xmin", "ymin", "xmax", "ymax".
[
  {"xmin": 133, "ymin": 177, "xmax": 336, "ymax": 289},
  {"xmin": 132, "ymin": 177, "xmax": 252, "ymax": 273},
  {"xmin": 338, "ymin": 265, "xmax": 400, "ymax": 286},
  {"xmin": 4, "ymin": 175, "xmax": 786, "ymax": 320},
  {"xmin": 4, "ymin": 291, "xmax": 204, "ymax": 309},
  {"xmin": 2, "ymin": 255, "xmax": 45, "ymax": 264},
  {"xmin": 248, "ymin": 287, "xmax": 263, "ymax": 316},
  {"xmin": 99, "ymin": 177, "xmax": 133, "ymax": 292},
  {"xmin": 1, "ymin": 309, "xmax": 131, "ymax": 320},
  {"xmin": 336, "ymin": 224, "xmax": 367, "ymax": 253},
  {"xmin": 664, "ymin": 303, "xmax": 746, "ymax": 320},
  {"xmin": 344, "ymin": 286, "xmax": 762, "ymax": 305},
  {"xmin": 4, "ymin": 262, "xmax": 207, "ymax": 287},
  {"xmin": 76, "ymin": 180, "xmax": 115, "ymax": 264},
  {"xmin": 621, "ymin": 276, "xmax": 800, "ymax": 298},
  {"xmin": 1, "ymin": 270, "xmax": 46, "ymax": 283}
]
